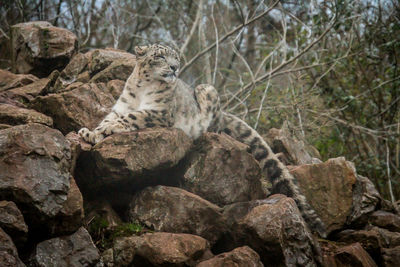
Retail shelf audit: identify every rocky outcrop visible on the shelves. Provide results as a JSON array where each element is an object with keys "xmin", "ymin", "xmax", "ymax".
[
  {"xmin": 128, "ymin": 185, "xmax": 226, "ymax": 244},
  {"xmin": 29, "ymin": 227, "xmax": 100, "ymax": 266},
  {"xmin": 181, "ymin": 133, "xmax": 265, "ymax": 206},
  {"xmin": 11, "ymin": 21, "xmax": 77, "ymax": 77},
  {"xmin": 107, "ymin": 232, "xmax": 211, "ymax": 266},
  {"xmin": 1, "ymin": 22, "xmax": 399, "ymax": 267}
]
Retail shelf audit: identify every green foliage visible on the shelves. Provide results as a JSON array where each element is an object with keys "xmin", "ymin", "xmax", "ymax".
[{"xmin": 88, "ymin": 216, "xmax": 144, "ymax": 251}]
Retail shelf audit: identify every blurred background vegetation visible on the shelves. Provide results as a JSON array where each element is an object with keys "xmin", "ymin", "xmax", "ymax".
[{"xmin": 1, "ymin": 0, "xmax": 399, "ymax": 201}]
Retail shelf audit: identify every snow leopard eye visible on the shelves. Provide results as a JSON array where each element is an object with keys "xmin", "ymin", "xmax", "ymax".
[{"xmin": 155, "ymin": 55, "xmax": 166, "ymax": 60}]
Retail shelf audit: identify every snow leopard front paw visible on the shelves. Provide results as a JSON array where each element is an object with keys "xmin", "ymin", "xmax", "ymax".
[{"xmin": 78, "ymin": 127, "xmax": 104, "ymax": 144}]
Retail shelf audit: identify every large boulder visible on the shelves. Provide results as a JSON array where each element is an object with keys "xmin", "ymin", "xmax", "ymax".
[
  {"xmin": 289, "ymin": 157, "xmax": 357, "ymax": 234},
  {"xmin": 0, "ymin": 123, "xmax": 71, "ymax": 225},
  {"xmin": 29, "ymin": 227, "xmax": 101, "ymax": 266},
  {"xmin": 181, "ymin": 133, "xmax": 265, "ymax": 206},
  {"xmin": 11, "ymin": 21, "xmax": 77, "ymax": 77},
  {"xmin": 368, "ymin": 211, "xmax": 400, "ymax": 232},
  {"xmin": 76, "ymin": 128, "xmax": 192, "ymax": 194},
  {"xmin": 0, "ymin": 227, "xmax": 25, "ymax": 267},
  {"xmin": 197, "ymin": 246, "xmax": 263, "ymax": 267},
  {"xmin": 128, "ymin": 185, "xmax": 226, "ymax": 244},
  {"xmin": 0, "ymin": 201, "xmax": 28, "ymax": 247},
  {"xmin": 0, "ymin": 103, "xmax": 52, "ymax": 127},
  {"xmin": 109, "ymin": 232, "xmax": 211, "ymax": 266},
  {"xmin": 222, "ymin": 194, "xmax": 320, "ymax": 266},
  {"xmin": 31, "ymin": 82, "xmax": 116, "ymax": 134},
  {"xmin": 322, "ymin": 242, "xmax": 377, "ymax": 267}
]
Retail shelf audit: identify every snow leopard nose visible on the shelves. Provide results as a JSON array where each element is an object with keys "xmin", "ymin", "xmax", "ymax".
[{"xmin": 170, "ymin": 65, "xmax": 178, "ymax": 72}]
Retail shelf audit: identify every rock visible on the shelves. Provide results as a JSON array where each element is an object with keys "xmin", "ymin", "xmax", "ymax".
[
  {"xmin": 0, "ymin": 227, "xmax": 25, "ymax": 267},
  {"xmin": 53, "ymin": 53, "xmax": 90, "ymax": 92},
  {"xmin": 197, "ymin": 246, "xmax": 263, "ymax": 267},
  {"xmin": 0, "ymin": 124, "xmax": 71, "ymax": 224},
  {"xmin": 334, "ymin": 243, "xmax": 377, "ymax": 267},
  {"xmin": 30, "ymin": 227, "xmax": 101, "ymax": 266},
  {"xmin": 347, "ymin": 175, "xmax": 381, "ymax": 226},
  {"xmin": 11, "ymin": 21, "xmax": 77, "ymax": 77},
  {"xmin": 88, "ymin": 48, "xmax": 135, "ymax": 76},
  {"xmin": 181, "ymin": 133, "xmax": 265, "ymax": 206},
  {"xmin": 112, "ymin": 232, "xmax": 211, "ymax": 266},
  {"xmin": 264, "ymin": 123, "xmax": 321, "ymax": 165},
  {"xmin": 222, "ymin": 194, "xmax": 319, "ymax": 266},
  {"xmin": 289, "ymin": 157, "xmax": 357, "ymax": 234},
  {"xmin": 336, "ymin": 226, "xmax": 400, "ymax": 257},
  {"xmin": 76, "ymin": 128, "xmax": 192, "ymax": 194},
  {"xmin": 0, "ymin": 69, "xmax": 38, "ymax": 91},
  {"xmin": 382, "ymin": 246, "xmax": 400, "ymax": 267},
  {"xmin": 49, "ymin": 177, "xmax": 84, "ymax": 235},
  {"xmin": 90, "ymin": 58, "xmax": 135, "ymax": 83},
  {"xmin": 3, "ymin": 78, "xmax": 53, "ymax": 104},
  {"xmin": 107, "ymin": 80, "xmax": 125, "ymax": 100},
  {"xmin": 128, "ymin": 185, "xmax": 226, "ymax": 244},
  {"xmin": 31, "ymin": 82, "xmax": 116, "ymax": 134},
  {"xmin": 0, "ymin": 104, "xmax": 53, "ymax": 127},
  {"xmin": 369, "ymin": 211, "xmax": 400, "ymax": 232},
  {"xmin": 0, "ymin": 201, "xmax": 28, "ymax": 247}
]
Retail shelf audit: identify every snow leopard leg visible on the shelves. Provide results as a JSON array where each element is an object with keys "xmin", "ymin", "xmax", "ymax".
[
  {"xmin": 193, "ymin": 84, "xmax": 222, "ymax": 134},
  {"xmin": 219, "ymin": 112, "xmax": 326, "ymax": 238},
  {"xmin": 79, "ymin": 109, "xmax": 172, "ymax": 144}
]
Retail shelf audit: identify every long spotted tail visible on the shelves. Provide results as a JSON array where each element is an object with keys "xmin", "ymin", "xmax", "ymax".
[{"xmin": 219, "ymin": 112, "xmax": 326, "ymax": 237}]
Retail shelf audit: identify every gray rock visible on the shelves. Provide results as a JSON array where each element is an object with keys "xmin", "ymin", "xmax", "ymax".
[
  {"xmin": 181, "ymin": 133, "xmax": 265, "ymax": 206},
  {"xmin": 223, "ymin": 194, "xmax": 320, "ymax": 266},
  {"xmin": 128, "ymin": 185, "xmax": 226, "ymax": 244},
  {"xmin": 0, "ymin": 124, "xmax": 71, "ymax": 224},
  {"xmin": 30, "ymin": 227, "xmax": 100, "ymax": 267}
]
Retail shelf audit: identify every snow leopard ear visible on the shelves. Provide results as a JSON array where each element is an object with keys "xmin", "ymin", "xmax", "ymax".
[{"xmin": 134, "ymin": 45, "xmax": 149, "ymax": 57}]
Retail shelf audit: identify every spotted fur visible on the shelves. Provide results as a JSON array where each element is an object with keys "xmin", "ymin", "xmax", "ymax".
[{"xmin": 79, "ymin": 44, "xmax": 326, "ymax": 237}]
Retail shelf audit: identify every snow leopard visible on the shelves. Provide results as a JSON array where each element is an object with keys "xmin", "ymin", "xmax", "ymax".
[{"xmin": 78, "ymin": 44, "xmax": 326, "ymax": 237}]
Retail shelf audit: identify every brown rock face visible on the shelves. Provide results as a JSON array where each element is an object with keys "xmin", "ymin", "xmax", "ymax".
[
  {"xmin": 336, "ymin": 226, "xmax": 400, "ymax": 260},
  {"xmin": 197, "ymin": 246, "xmax": 263, "ymax": 267},
  {"xmin": 31, "ymin": 82, "xmax": 116, "ymax": 134},
  {"xmin": 76, "ymin": 128, "xmax": 192, "ymax": 193},
  {"xmin": 0, "ymin": 69, "xmax": 38, "ymax": 91},
  {"xmin": 0, "ymin": 104, "xmax": 53, "ymax": 127},
  {"xmin": 30, "ymin": 227, "xmax": 100, "ymax": 266},
  {"xmin": 128, "ymin": 185, "xmax": 226, "ymax": 244},
  {"xmin": 334, "ymin": 243, "xmax": 377, "ymax": 267},
  {"xmin": 3, "ymin": 77, "xmax": 53, "ymax": 104},
  {"xmin": 111, "ymin": 232, "xmax": 211, "ymax": 266},
  {"xmin": 90, "ymin": 58, "xmax": 136, "ymax": 83},
  {"xmin": 369, "ymin": 211, "xmax": 400, "ymax": 232},
  {"xmin": 11, "ymin": 21, "xmax": 77, "ymax": 77},
  {"xmin": 181, "ymin": 133, "xmax": 265, "ymax": 206},
  {"xmin": 223, "ymin": 194, "xmax": 319, "ymax": 266},
  {"xmin": 88, "ymin": 48, "xmax": 136, "ymax": 75},
  {"xmin": 0, "ymin": 227, "xmax": 25, "ymax": 267},
  {"xmin": 0, "ymin": 201, "xmax": 28, "ymax": 247},
  {"xmin": 289, "ymin": 157, "xmax": 357, "ymax": 234},
  {"xmin": 0, "ymin": 124, "xmax": 71, "ymax": 223}
]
